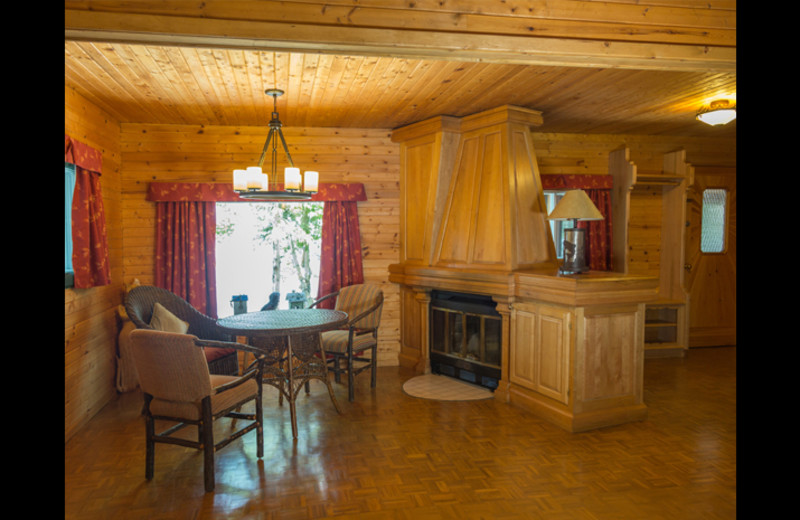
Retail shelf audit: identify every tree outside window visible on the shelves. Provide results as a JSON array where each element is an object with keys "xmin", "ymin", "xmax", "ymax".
[{"xmin": 216, "ymin": 202, "xmax": 323, "ymax": 315}]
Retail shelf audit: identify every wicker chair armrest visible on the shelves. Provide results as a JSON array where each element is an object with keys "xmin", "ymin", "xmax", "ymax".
[
  {"xmin": 195, "ymin": 338, "xmax": 263, "ymax": 356},
  {"xmin": 195, "ymin": 338, "xmax": 264, "ymax": 393},
  {"xmin": 212, "ymin": 364, "xmax": 262, "ymax": 394},
  {"xmin": 307, "ymin": 291, "xmax": 340, "ymax": 309},
  {"xmin": 351, "ymin": 327, "xmax": 377, "ymax": 336}
]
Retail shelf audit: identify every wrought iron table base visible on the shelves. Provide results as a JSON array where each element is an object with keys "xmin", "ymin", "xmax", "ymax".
[{"xmin": 251, "ymin": 333, "xmax": 341, "ymax": 438}]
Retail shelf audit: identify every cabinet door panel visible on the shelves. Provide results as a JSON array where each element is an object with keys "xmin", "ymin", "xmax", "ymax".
[
  {"xmin": 536, "ymin": 307, "xmax": 571, "ymax": 404},
  {"xmin": 510, "ymin": 308, "xmax": 536, "ymax": 388},
  {"xmin": 580, "ymin": 308, "xmax": 639, "ymax": 403},
  {"xmin": 510, "ymin": 303, "xmax": 571, "ymax": 404}
]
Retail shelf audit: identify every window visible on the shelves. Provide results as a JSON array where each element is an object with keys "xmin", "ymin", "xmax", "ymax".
[
  {"xmin": 215, "ymin": 201, "xmax": 323, "ymax": 316},
  {"xmin": 544, "ymin": 190, "xmax": 567, "ymax": 258},
  {"xmin": 65, "ymin": 162, "xmax": 76, "ymax": 288},
  {"xmin": 700, "ymin": 188, "xmax": 728, "ymax": 253}
]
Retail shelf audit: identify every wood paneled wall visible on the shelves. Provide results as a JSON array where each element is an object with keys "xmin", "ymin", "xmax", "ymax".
[
  {"xmin": 65, "ymin": 85, "xmax": 123, "ymax": 442},
  {"xmin": 66, "ymin": 84, "xmax": 735, "ymax": 442},
  {"xmin": 532, "ymin": 131, "xmax": 735, "ymax": 279},
  {"xmin": 119, "ymin": 123, "xmax": 401, "ymax": 365}
]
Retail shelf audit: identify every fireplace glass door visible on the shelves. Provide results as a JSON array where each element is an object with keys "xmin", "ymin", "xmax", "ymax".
[{"xmin": 430, "ymin": 291, "xmax": 502, "ymax": 390}]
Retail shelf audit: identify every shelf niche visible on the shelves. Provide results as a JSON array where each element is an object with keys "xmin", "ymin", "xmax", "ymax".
[{"xmin": 609, "ymin": 147, "xmax": 691, "ymax": 358}]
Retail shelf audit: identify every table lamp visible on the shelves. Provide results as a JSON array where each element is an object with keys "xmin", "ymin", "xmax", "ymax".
[{"xmin": 547, "ymin": 189, "xmax": 605, "ymax": 274}]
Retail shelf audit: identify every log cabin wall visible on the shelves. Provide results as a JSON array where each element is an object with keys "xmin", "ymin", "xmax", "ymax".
[
  {"xmin": 65, "ymin": 85, "xmax": 124, "ymax": 442},
  {"xmin": 65, "ymin": 86, "xmax": 735, "ymax": 442},
  {"xmin": 64, "ymin": 0, "xmax": 736, "ymax": 441},
  {"xmin": 119, "ymin": 123, "xmax": 401, "ymax": 367}
]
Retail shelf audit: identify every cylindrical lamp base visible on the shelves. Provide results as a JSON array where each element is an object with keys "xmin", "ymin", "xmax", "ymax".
[{"xmin": 560, "ymin": 228, "xmax": 589, "ymax": 274}]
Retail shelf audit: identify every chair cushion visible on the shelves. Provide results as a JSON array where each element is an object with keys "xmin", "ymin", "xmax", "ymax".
[
  {"xmin": 204, "ymin": 346, "xmax": 236, "ymax": 362},
  {"xmin": 149, "ymin": 302, "xmax": 189, "ymax": 333},
  {"xmin": 320, "ymin": 330, "xmax": 377, "ymax": 354},
  {"xmin": 149, "ymin": 376, "xmax": 258, "ymax": 421}
]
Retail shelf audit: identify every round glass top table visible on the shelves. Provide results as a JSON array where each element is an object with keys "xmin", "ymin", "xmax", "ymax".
[{"xmin": 217, "ymin": 309, "xmax": 348, "ymax": 438}]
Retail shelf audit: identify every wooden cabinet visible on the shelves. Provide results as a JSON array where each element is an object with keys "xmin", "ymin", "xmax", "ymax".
[
  {"xmin": 505, "ymin": 271, "xmax": 654, "ymax": 432},
  {"xmin": 510, "ymin": 302, "xmax": 571, "ymax": 405}
]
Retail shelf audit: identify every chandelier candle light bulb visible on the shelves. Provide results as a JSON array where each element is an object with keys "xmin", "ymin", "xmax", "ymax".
[
  {"xmin": 233, "ymin": 169, "xmax": 247, "ymax": 191},
  {"xmin": 285, "ymin": 167, "xmax": 302, "ymax": 191},
  {"xmin": 246, "ymin": 166, "xmax": 267, "ymax": 190},
  {"xmin": 304, "ymin": 171, "xmax": 319, "ymax": 193}
]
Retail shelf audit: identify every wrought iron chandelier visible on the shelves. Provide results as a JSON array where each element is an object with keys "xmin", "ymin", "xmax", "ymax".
[{"xmin": 233, "ymin": 89, "xmax": 318, "ymax": 200}]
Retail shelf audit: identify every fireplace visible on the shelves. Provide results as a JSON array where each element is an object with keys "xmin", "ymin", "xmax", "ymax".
[{"xmin": 429, "ymin": 290, "xmax": 502, "ymax": 390}]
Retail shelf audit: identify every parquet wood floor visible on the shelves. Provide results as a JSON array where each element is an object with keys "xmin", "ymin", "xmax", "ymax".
[{"xmin": 65, "ymin": 347, "xmax": 736, "ymax": 519}]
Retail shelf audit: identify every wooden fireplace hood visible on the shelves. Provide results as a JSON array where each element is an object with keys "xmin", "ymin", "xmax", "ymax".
[{"xmin": 389, "ymin": 105, "xmax": 558, "ymax": 292}]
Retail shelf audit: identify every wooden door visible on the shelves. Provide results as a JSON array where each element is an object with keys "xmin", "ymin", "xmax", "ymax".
[{"xmin": 684, "ymin": 167, "xmax": 736, "ymax": 347}]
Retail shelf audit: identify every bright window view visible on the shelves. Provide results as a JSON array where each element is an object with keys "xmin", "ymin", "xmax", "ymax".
[
  {"xmin": 700, "ymin": 188, "xmax": 727, "ymax": 253},
  {"xmin": 544, "ymin": 190, "xmax": 567, "ymax": 258},
  {"xmin": 65, "ymin": 162, "xmax": 76, "ymax": 288},
  {"xmin": 215, "ymin": 201, "xmax": 323, "ymax": 317}
]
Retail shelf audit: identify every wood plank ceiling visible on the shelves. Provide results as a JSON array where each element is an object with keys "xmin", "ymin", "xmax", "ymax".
[{"xmin": 64, "ymin": 1, "xmax": 736, "ymax": 139}]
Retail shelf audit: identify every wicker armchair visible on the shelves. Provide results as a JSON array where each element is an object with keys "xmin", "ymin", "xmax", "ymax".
[
  {"xmin": 125, "ymin": 285, "xmax": 239, "ymax": 375},
  {"xmin": 308, "ymin": 284, "xmax": 384, "ymax": 401},
  {"xmin": 128, "ymin": 329, "xmax": 264, "ymax": 492}
]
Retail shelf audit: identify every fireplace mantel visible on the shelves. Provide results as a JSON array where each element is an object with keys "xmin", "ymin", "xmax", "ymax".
[{"xmin": 390, "ymin": 105, "xmax": 657, "ymax": 432}]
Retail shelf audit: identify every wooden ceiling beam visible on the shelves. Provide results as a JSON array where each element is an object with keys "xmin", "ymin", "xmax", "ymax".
[{"xmin": 65, "ymin": 9, "xmax": 735, "ymax": 74}]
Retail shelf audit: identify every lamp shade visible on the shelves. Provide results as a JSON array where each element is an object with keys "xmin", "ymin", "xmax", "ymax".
[{"xmin": 547, "ymin": 189, "xmax": 604, "ymax": 221}]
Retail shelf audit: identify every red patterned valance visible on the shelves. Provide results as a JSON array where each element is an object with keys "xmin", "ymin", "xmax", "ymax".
[
  {"xmin": 540, "ymin": 174, "xmax": 613, "ymax": 191},
  {"xmin": 147, "ymin": 182, "xmax": 367, "ymax": 202},
  {"xmin": 65, "ymin": 134, "xmax": 102, "ymax": 174}
]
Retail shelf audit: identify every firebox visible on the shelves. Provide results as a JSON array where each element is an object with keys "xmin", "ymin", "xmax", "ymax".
[{"xmin": 429, "ymin": 290, "xmax": 501, "ymax": 390}]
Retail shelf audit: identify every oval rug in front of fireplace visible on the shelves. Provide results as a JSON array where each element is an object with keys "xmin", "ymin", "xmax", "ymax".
[{"xmin": 402, "ymin": 374, "xmax": 493, "ymax": 401}]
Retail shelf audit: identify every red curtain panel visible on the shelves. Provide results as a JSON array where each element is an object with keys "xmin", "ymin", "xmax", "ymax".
[
  {"xmin": 316, "ymin": 200, "xmax": 365, "ymax": 308},
  {"xmin": 154, "ymin": 201, "xmax": 218, "ymax": 317},
  {"xmin": 65, "ymin": 135, "xmax": 111, "ymax": 288}
]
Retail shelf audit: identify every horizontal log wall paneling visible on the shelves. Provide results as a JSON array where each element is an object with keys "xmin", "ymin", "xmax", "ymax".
[
  {"xmin": 65, "ymin": 85, "xmax": 123, "ymax": 442},
  {"xmin": 66, "ymin": 89, "xmax": 735, "ymax": 441},
  {"xmin": 120, "ymin": 123, "xmax": 401, "ymax": 365}
]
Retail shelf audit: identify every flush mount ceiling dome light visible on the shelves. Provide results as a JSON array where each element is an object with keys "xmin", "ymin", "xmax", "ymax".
[
  {"xmin": 233, "ymin": 88, "xmax": 318, "ymax": 200},
  {"xmin": 696, "ymin": 99, "xmax": 736, "ymax": 126}
]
